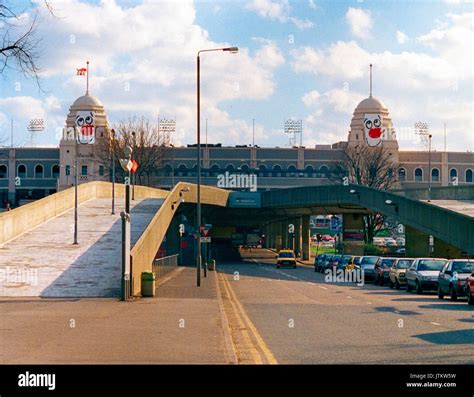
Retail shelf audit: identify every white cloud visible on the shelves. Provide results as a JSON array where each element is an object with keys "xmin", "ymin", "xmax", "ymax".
[
  {"xmin": 246, "ymin": 0, "xmax": 314, "ymax": 30},
  {"xmin": 0, "ymin": 0, "xmax": 285, "ymax": 147},
  {"xmin": 294, "ymin": 12, "xmax": 474, "ymax": 150},
  {"xmin": 308, "ymin": 0, "xmax": 317, "ymax": 11},
  {"xmin": 396, "ymin": 30, "xmax": 408, "ymax": 44},
  {"xmin": 345, "ymin": 7, "xmax": 372, "ymax": 39}
]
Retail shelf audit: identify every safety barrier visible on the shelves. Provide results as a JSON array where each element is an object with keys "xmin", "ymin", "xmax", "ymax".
[
  {"xmin": 130, "ymin": 181, "xmax": 230, "ymax": 296},
  {"xmin": 153, "ymin": 254, "xmax": 179, "ymax": 280}
]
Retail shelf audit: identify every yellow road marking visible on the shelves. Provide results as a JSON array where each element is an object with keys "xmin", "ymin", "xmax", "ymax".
[
  {"xmin": 219, "ymin": 272, "xmax": 263, "ymax": 364},
  {"xmin": 220, "ymin": 271, "xmax": 278, "ymax": 364}
]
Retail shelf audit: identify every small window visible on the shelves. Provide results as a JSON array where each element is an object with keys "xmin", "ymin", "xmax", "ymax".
[
  {"xmin": 18, "ymin": 164, "xmax": 27, "ymax": 178},
  {"xmin": 99, "ymin": 165, "xmax": 104, "ymax": 176},
  {"xmin": 52, "ymin": 165, "xmax": 60, "ymax": 178},
  {"xmin": 398, "ymin": 168, "xmax": 406, "ymax": 181},
  {"xmin": 431, "ymin": 168, "xmax": 440, "ymax": 182},
  {"xmin": 0, "ymin": 165, "xmax": 7, "ymax": 179},
  {"xmin": 466, "ymin": 169, "xmax": 473, "ymax": 183},
  {"xmin": 415, "ymin": 168, "xmax": 423, "ymax": 182},
  {"xmin": 65, "ymin": 165, "xmax": 71, "ymax": 176},
  {"xmin": 81, "ymin": 165, "xmax": 88, "ymax": 176},
  {"xmin": 35, "ymin": 164, "xmax": 44, "ymax": 178},
  {"xmin": 449, "ymin": 168, "xmax": 457, "ymax": 181}
]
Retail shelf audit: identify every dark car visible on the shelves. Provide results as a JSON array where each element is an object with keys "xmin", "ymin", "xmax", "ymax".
[
  {"xmin": 329, "ymin": 255, "xmax": 342, "ymax": 270},
  {"xmin": 314, "ymin": 254, "xmax": 326, "ymax": 272},
  {"xmin": 406, "ymin": 258, "xmax": 447, "ymax": 294},
  {"xmin": 359, "ymin": 256, "xmax": 380, "ymax": 282},
  {"xmin": 373, "ymin": 257, "xmax": 397, "ymax": 286},
  {"xmin": 466, "ymin": 273, "xmax": 474, "ymax": 305},
  {"xmin": 438, "ymin": 260, "xmax": 474, "ymax": 300},
  {"xmin": 337, "ymin": 255, "xmax": 353, "ymax": 271}
]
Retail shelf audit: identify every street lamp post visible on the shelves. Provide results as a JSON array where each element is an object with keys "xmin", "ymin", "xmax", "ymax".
[
  {"xmin": 415, "ymin": 122, "xmax": 432, "ymax": 202},
  {"xmin": 196, "ymin": 46, "xmax": 238, "ymax": 287},
  {"xmin": 74, "ymin": 130, "xmax": 79, "ymax": 245},
  {"xmin": 111, "ymin": 129, "xmax": 116, "ymax": 215},
  {"xmin": 131, "ymin": 131, "xmax": 136, "ymax": 201}
]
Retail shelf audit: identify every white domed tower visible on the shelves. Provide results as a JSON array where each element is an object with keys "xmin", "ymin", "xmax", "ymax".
[
  {"xmin": 59, "ymin": 88, "xmax": 110, "ymax": 190},
  {"xmin": 347, "ymin": 64, "xmax": 398, "ymax": 152}
]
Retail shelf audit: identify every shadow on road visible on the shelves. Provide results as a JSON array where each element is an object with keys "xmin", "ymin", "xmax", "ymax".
[
  {"xmin": 374, "ymin": 306, "xmax": 421, "ymax": 316},
  {"xmin": 414, "ymin": 329, "xmax": 474, "ymax": 345}
]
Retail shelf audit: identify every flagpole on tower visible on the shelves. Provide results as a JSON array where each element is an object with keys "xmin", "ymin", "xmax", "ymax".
[
  {"xmin": 369, "ymin": 63, "xmax": 373, "ymax": 98},
  {"xmin": 86, "ymin": 60, "xmax": 90, "ymax": 95}
]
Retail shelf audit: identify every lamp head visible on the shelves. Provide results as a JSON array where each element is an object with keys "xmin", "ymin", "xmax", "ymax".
[{"xmin": 224, "ymin": 46, "xmax": 239, "ymax": 53}]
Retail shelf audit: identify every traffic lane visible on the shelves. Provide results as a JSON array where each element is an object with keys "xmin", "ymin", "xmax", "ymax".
[
  {"xmin": 241, "ymin": 252, "xmax": 474, "ymax": 331},
  {"xmin": 218, "ymin": 260, "xmax": 474, "ymax": 364}
]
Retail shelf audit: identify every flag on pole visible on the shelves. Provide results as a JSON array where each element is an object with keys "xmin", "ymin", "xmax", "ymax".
[
  {"xmin": 76, "ymin": 67, "xmax": 87, "ymax": 76},
  {"xmin": 131, "ymin": 159, "xmax": 139, "ymax": 174}
]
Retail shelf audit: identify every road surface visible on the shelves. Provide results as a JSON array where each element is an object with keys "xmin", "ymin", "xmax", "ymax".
[{"xmin": 217, "ymin": 249, "xmax": 474, "ymax": 364}]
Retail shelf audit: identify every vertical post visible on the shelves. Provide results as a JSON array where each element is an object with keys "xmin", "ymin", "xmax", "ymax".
[
  {"xmin": 111, "ymin": 130, "xmax": 115, "ymax": 215},
  {"xmin": 428, "ymin": 134, "xmax": 432, "ymax": 202},
  {"xmin": 126, "ymin": 170, "xmax": 131, "ymax": 214},
  {"xmin": 196, "ymin": 54, "xmax": 201, "ymax": 287},
  {"xmin": 74, "ymin": 130, "xmax": 78, "ymax": 245},
  {"xmin": 171, "ymin": 145, "xmax": 175, "ymax": 189},
  {"xmin": 11, "ymin": 119, "xmax": 13, "ymax": 148},
  {"xmin": 252, "ymin": 118, "xmax": 255, "ymax": 147},
  {"xmin": 132, "ymin": 171, "xmax": 135, "ymax": 201},
  {"xmin": 121, "ymin": 211, "xmax": 131, "ymax": 300}
]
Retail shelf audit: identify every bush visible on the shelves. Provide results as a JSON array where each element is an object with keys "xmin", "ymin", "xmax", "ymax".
[{"xmin": 364, "ymin": 244, "xmax": 382, "ymax": 255}]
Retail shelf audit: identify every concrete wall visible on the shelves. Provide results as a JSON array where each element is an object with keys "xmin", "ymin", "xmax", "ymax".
[{"xmin": 130, "ymin": 182, "xmax": 230, "ymax": 296}]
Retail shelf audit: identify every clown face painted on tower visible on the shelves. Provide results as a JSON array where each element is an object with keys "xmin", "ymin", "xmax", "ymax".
[
  {"xmin": 364, "ymin": 113, "xmax": 384, "ymax": 147},
  {"xmin": 75, "ymin": 111, "xmax": 95, "ymax": 144}
]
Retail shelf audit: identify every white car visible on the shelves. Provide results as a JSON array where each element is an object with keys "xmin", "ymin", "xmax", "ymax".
[{"xmin": 384, "ymin": 238, "xmax": 398, "ymax": 247}]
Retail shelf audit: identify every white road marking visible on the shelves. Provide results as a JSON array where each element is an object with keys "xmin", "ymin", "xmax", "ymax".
[
  {"xmin": 346, "ymin": 296, "xmax": 352, "ymax": 299},
  {"xmin": 366, "ymin": 302, "xmax": 372, "ymax": 304},
  {"xmin": 430, "ymin": 322, "xmax": 441, "ymax": 326},
  {"xmin": 318, "ymin": 286, "xmax": 328, "ymax": 290}
]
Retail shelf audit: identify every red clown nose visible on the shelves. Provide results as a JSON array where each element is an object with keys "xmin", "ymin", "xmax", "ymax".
[{"xmin": 368, "ymin": 127, "xmax": 382, "ymax": 139}]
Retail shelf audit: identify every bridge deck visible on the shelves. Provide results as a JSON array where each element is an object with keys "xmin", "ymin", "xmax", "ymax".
[
  {"xmin": 0, "ymin": 198, "xmax": 163, "ymax": 297},
  {"xmin": 425, "ymin": 200, "xmax": 474, "ymax": 218}
]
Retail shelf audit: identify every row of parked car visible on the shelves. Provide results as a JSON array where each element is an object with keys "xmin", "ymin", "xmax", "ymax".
[{"xmin": 314, "ymin": 254, "xmax": 474, "ymax": 305}]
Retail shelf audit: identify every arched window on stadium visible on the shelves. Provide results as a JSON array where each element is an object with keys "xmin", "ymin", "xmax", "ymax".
[
  {"xmin": 225, "ymin": 164, "xmax": 235, "ymax": 173},
  {"xmin": 287, "ymin": 165, "xmax": 297, "ymax": 177},
  {"xmin": 0, "ymin": 165, "xmax": 7, "ymax": 179},
  {"xmin": 319, "ymin": 165, "xmax": 329, "ymax": 178},
  {"xmin": 334, "ymin": 165, "xmax": 345, "ymax": 178},
  {"xmin": 239, "ymin": 164, "xmax": 250, "ymax": 174},
  {"xmin": 163, "ymin": 164, "xmax": 172, "ymax": 177},
  {"xmin": 35, "ymin": 164, "xmax": 44, "ymax": 178},
  {"xmin": 431, "ymin": 168, "xmax": 440, "ymax": 182},
  {"xmin": 398, "ymin": 168, "xmax": 406, "ymax": 181},
  {"xmin": 210, "ymin": 164, "xmax": 220, "ymax": 177},
  {"xmin": 305, "ymin": 165, "xmax": 314, "ymax": 178},
  {"xmin": 52, "ymin": 164, "xmax": 60, "ymax": 178},
  {"xmin": 273, "ymin": 164, "xmax": 282, "ymax": 177},
  {"xmin": 466, "ymin": 169, "xmax": 473, "ymax": 183},
  {"xmin": 177, "ymin": 164, "xmax": 188, "ymax": 177},
  {"xmin": 414, "ymin": 168, "xmax": 423, "ymax": 182},
  {"xmin": 258, "ymin": 164, "xmax": 267, "ymax": 177},
  {"xmin": 449, "ymin": 168, "xmax": 458, "ymax": 182},
  {"xmin": 190, "ymin": 164, "xmax": 198, "ymax": 177},
  {"xmin": 17, "ymin": 164, "xmax": 27, "ymax": 178}
]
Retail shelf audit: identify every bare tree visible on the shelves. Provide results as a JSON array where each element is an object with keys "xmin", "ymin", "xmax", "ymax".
[
  {"xmin": 343, "ymin": 144, "xmax": 397, "ymax": 243},
  {"xmin": 96, "ymin": 117, "xmax": 170, "ymax": 186},
  {"xmin": 0, "ymin": 1, "xmax": 56, "ymax": 85}
]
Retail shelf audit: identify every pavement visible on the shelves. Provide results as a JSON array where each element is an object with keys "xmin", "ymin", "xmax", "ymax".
[
  {"xmin": 0, "ymin": 198, "xmax": 163, "ymax": 297},
  {"xmin": 217, "ymin": 249, "xmax": 474, "ymax": 364},
  {"xmin": 0, "ymin": 266, "xmax": 232, "ymax": 364}
]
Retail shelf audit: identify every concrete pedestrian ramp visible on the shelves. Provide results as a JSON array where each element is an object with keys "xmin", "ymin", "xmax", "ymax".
[{"xmin": 0, "ymin": 198, "xmax": 163, "ymax": 297}]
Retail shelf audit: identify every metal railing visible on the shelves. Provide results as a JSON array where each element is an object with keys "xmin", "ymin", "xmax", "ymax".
[{"xmin": 153, "ymin": 254, "xmax": 179, "ymax": 280}]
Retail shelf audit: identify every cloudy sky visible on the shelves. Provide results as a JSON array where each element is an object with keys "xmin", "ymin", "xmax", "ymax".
[{"xmin": 0, "ymin": 0, "xmax": 473, "ymax": 151}]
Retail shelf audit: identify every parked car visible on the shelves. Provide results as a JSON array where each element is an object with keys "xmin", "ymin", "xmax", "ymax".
[
  {"xmin": 373, "ymin": 257, "xmax": 397, "ymax": 286},
  {"xmin": 337, "ymin": 255, "xmax": 353, "ymax": 271},
  {"xmin": 314, "ymin": 254, "xmax": 326, "ymax": 272},
  {"xmin": 406, "ymin": 258, "xmax": 447, "ymax": 294},
  {"xmin": 329, "ymin": 255, "xmax": 342, "ymax": 270},
  {"xmin": 438, "ymin": 260, "xmax": 474, "ymax": 300},
  {"xmin": 321, "ymin": 235, "xmax": 334, "ymax": 241},
  {"xmin": 396, "ymin": 237, "xmax": 405, "ymax": 247},
  {"xmin": 465, "ymin": 272, "xmax": 474, "ymax": 305},
  {"xmin": 389, "ymin": 258, "xmax": 415, "ymax": 289},
  {"xmin": 359, "ymin": 256, "xmax": 380, "ymax": 282},
  {"xmin": 384, "ymin": 238, "xmax": 398, "ymax": 247},
  {"xmin": 276, "ymin": 249, "xmax": 297, "ymax": 269},
  {"xmin": 321, "ymin": 254, "xmax": 334, "ymax": 272}
]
